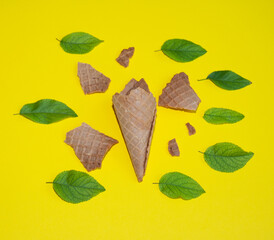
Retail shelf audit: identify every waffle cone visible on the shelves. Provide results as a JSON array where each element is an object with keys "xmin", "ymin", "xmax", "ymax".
[
  {"xmin": 158, "ymin": 72, "xmax": 201, "ymax": 111},
  {"xmin": 65, "ymin": 122, "xmax": 118, "ymax": 171},
  {"xmin": 112, "ymin": 79, "xmax": 156, "ymax": 182}
]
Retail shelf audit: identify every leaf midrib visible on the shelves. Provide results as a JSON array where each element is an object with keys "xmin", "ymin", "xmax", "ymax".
[
  {"xmin": 61, "ymin": 40, "xmax": 102, "ymax": 45},
  {"xmin": 204, "ymin": 113, "xmax": 241, "ymax": 118},
  {"xmin": 159, "ymin": 182, "xmax": 202, "ymax": 191},
  {"xmin": 209, "ymin": 77, "xmax": 249, "ymax": 83},
  {"xmin": 53, "ymin": 181, "xmax": 104, "ymax": 190},
  {"xmin": 21, "ymin": 112, "xmax": 76, "ymax": 115},
  {"xmin": 162, "ymin": 49, "xmax": 206, "ymax": 53},
  {"xmin": 204, "ymin": 152, "xmax": 253, "ymax": 158}
]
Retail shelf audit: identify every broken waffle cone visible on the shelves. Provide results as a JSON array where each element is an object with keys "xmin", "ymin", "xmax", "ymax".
[
  {"xmin": 65, "ymin": 122, "xmax": 118, "ymax": 171},
  {"xmin": 112, "ymin": 78, "xmax": 156, "ymax": 182},
  {"xmin": 186, "ymin": 122, "xmax": 196, "ymax": 136},
  {"xmin": 158, "ymin": 72, "xmax": 201, "ymax": 111},
  {"xmin": 168, "ymin": 138, "xmax": 180, "ymax": 156},
  {"xmin": 77, "ymin": 62, "xmax": 111, "ymax": 94},
  {"xmin": 116, "ymin": 47, "xmax": 135, "ymax": 67}
]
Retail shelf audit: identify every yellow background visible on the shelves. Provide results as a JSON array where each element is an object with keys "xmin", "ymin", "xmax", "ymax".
[{"xmin": 1, "ymin": 0, "xmax": 273, "ymax": 239}]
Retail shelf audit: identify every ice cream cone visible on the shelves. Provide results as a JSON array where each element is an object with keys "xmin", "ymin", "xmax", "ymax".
[{"xmin": 112, "ymin": 79, "xmax": 156, "ymax": 182}]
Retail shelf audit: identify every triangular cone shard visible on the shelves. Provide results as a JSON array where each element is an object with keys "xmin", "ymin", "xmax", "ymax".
[
  {"xmin": 158, "ymin": 72, "xmax": 201, "ymax": 111},
  {"xmin": 77, "ymin": 62, "xmax": 111, "ymax": 94},
  {"xmin": 112, "ymin": 79, "xmax": 156, "ymax": 182},
  {"xmin": 168, "ymin": 138, "xmax": 180, "ymax": 156},
  {"xmin": 116, "ymin": 47, "xmax": 135, "ymax": 67},
  {"xmin": 65, "ymin": 123, "xmax": 118, "ymax": 171}
]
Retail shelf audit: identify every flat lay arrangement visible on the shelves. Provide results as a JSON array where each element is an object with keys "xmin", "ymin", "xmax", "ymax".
[{"xmin": 16, "ymin": 32, "xmax": 253, "ymax": 204}]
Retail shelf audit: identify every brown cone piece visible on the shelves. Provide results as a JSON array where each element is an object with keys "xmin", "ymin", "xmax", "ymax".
[
  {"xmin": 158, "ymin": 72, "xmax": 201, "ymax": 111},
  {"xmin": 78, "ymin": 62, "xmax": 111, "ymax": 94},
  {"xmin": 112, "ymin": 78, "xmax": 156, "ymax": 182},
  {"xmin": 65, "ymin": 123, "xmax": 118, "ymax": 171},
  {"xmin": 168, "ymin": 139, "xmax": 180, "ymax": 156},
  {"xmin": 116, "ymin": 47, "xmax": 135, "ymax": 67},
  {"xmin": 186, "ymin": 122, "xmax": 196, "ymax": 136}
]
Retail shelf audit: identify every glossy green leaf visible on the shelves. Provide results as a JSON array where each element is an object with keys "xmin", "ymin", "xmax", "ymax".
[
  {"xmin": 203, "ymin": 108, "xmax": 244, "ymax": 124},
  {"xmin": 160, "ymin": 39, "xmax": 207, "ymax": 62},
  {"xmin": 49, "ymin": 170, "xmax": 105, "ymax": 204},
  {"xmin": 59, "ymin": 32, "xmax": 103, "ymax": 54},
  {"xmin": 203, "ymin": 142, "xmax": 254, "ymax": 172},
  {"xmin": 201, "ymin": 70, "xmax": 251, "ymax": 90},
  {"xmin": 157, "ymin": 172, "xmax": 205, "ymax": 200},
  {"xmin": 19, "ymin": 99, "xmax": 77, "ymax": 124}
]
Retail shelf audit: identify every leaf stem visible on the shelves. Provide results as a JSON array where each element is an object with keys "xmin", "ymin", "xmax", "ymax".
[
  {"xmin": 46, "ymin": 182, "xmax": 53, "ymax": 184},
  {"xmin": 198, "ymin": 151, "xmax": 204, "ymax": 154},
  {"xmin": 154, "ymin": 50, "xmax": 161, "ymax": 52},
  {"xmin": 13, "ymin": 113, "xmax": 20, "ymax": 115},
  {"xmin": 56, "ymin": 38, "xmax": 60, "ymax": 42},
  {"xmin": 197, "ymin": 79, "xmax": 208, "ymax": 81},
  {"xmin": 197, "ymin": 78, "xmax": 208, "ymax": 81},
  {"xmin": 152, "ymin": 182, "xmax": 159, "ymax": 184}
]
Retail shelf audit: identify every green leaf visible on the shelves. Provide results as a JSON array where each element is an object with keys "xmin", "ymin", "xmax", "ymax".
[
  {"xmin": 157, "ymin": 172, "xmax": 205, "ymax": 200},
  {"xmin": 49, "ymin": 170, "xmax": 105, "ymax": 204},
  {"xmin": 203, "ymin": 142, "xmax": 254, "ymax": 172},
  {"xmin": 160, "ymin": 39, "xmax": 207, "ymax": 62},
  {"xmin": 19, "ymin": 99, "xmax": 77, "ymax": 124},
  {"xmin": 201, "ymin": 70, "xmax": 252, "ymax": 90},
  {"xmin": 59, "ymin": 32, "xmax": 103, "ymax": 54},
  {"xmin": 203, "ymin": 108, "xmax": 245, "ymax": 124}
]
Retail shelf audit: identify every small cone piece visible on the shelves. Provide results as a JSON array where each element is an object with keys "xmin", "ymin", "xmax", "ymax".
[
  {"xmin": 78, "ymin": 62, "xmax": 110, "ymax": 94},
  {"xmin": 186, "ymin": 122, "xmax": 196, "ymax": 136},
  {"xmin": 116, "ymin": 47, "xmax": 135, "ymax": 67},
  {"xmin": 158, "ymin": 72, "xmax": 201, "ymax": 111},
  {"xmin": 65, "ymin": 122, "xmax": 118, "ymax": 171},
  {"xmin": 112, "ymin": 79, "xmax": 156, "ymax": 182},
  {"xmin": 168, "ymin": 138, "xmax": 180, "ymax": 156}
]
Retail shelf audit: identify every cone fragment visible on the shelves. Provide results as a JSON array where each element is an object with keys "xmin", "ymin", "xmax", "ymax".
[
  {"xmin": 186, "ymin": 122, "xmax": 196, "ymax": 136},
  {"xmin": 116, "ymin": 47, "xmax": 135, "ymax": 67},
  {"xmin": 168, "ymin": 138, "xmax": 180, "ymax": 156},
  {"xmin": 112, "ymin": 79, "xmax": 156, "ymax": 182},
  {"xmin": 65, "ymin": 122, "xmax": 118, "ymax": 171},
  {"xmin": 78, "ymin": 62, "xmax": 110, "ymax": 94},
  {"xmin": 158, "ymin": 72, "xmax": 201, "ymax": 111}
]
